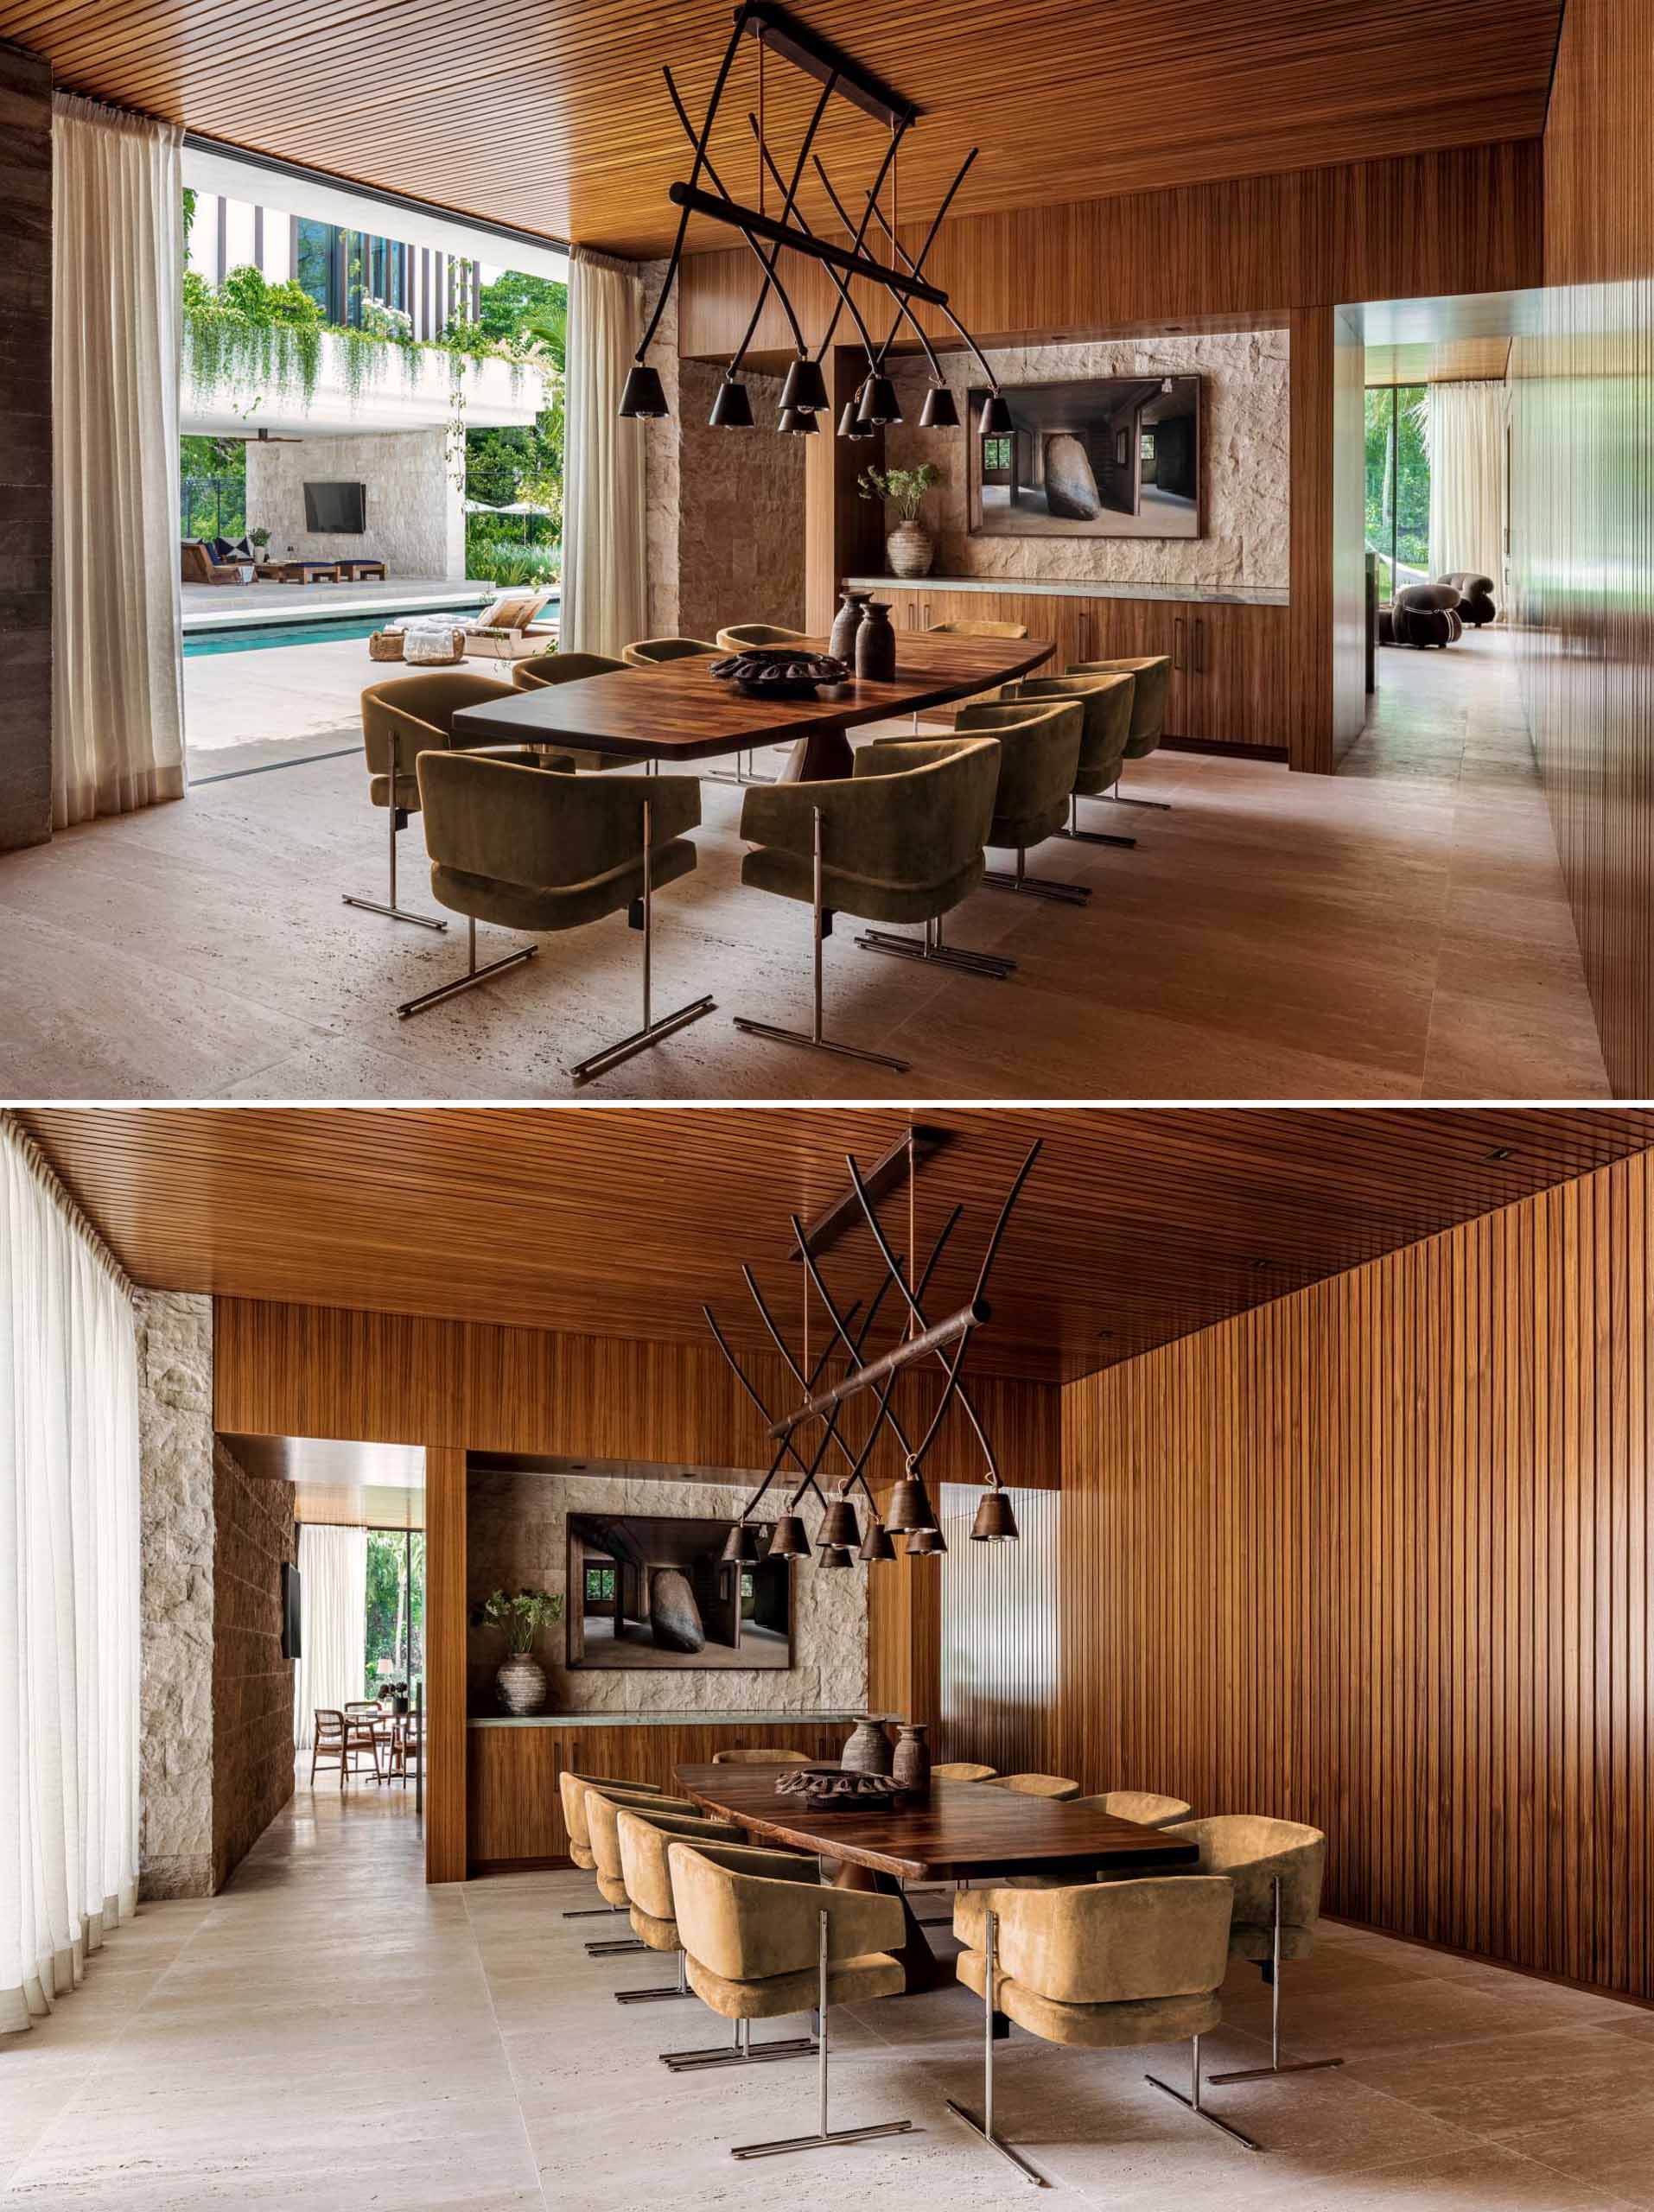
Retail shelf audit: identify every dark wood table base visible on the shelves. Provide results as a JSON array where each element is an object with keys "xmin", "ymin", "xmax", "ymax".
[{"xmin": 829, "ymin": 1859, "xmax": 949, "ymax": 1993}]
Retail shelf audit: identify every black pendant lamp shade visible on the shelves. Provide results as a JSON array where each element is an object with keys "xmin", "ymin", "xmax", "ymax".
[
  {"xmin": 858, "ymin": 1517, "xmax": 897, "ymax": 1563},
  {"xmin": 767, "ymin": 1512, "xmax": 811, "ymax": 1559},
  {"xmin": 970, "ymin": 1490, "xmax": 1021, "ymax": 1543},
  {"xmin": 856, "ymin": 374, "xmax": 903, "ymax": 426},
  {"xmin": 709, "ymin": 377, "xmax": 754, "ymax": 429},
  {"xmin": 780, "ymin": 355, "xmax": 830, "ymax": 414},
  {"xmin": 978, "ymin": 390, "xmax": 1014, "ymax": 437},
  {"xmin": 817, "ymin": 1493, "xmax": 862, "ymax": 1550},
  {"xmin": 619, "ymin": 361, "xmax": 669, "ymax": 419},
  {"xmin": 721, "ymin": 1520, "xmax": 763, "ymax": 1564},
  {"xmin": 778, "ymin": 405, "xmax": 821, "ymax": 436},
  {"xmin": 817, "ymin": 1543, "xmax": 853, "ymax": 1571},
  {"xmin": 919, "ymin": 383, "xmax": 959, "ymax": 429},
  {"xmin": 886, "ymin": 1468, "xmax": 938, "ymax": 1535},
  {"xmin": 837, "ymin": 399, "xmax": 875, "ymax": 440},
  {"xmin": 907, "ymin": 1525, "xmax": 948, "ymax": 1556}
]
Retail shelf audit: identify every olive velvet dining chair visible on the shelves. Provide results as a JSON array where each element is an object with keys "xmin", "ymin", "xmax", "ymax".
[
  {"xmin": 714, "ymin": 626, "xmax": 804, "ymax": 780},
  {"xmin": 996, "ymin": 670, "xmax": 1138, "ymax": 848},
  {"xmin": 1069, "ymin": 652, "xmax": 1173, "ymax": 809},
  {"xmin": 510, "ymin": 650, "xmax": 647, "ymax": 772},
  {"xmin": 950, "ymin": 697, "xmax": 1091, "ymax": 906},
  {"xmin": 621, "ymin": 636, "xmax": 720, "ymax": 665}
]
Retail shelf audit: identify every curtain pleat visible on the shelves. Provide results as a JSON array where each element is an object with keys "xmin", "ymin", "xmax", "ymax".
[
  {"xmin": 0, "ymin": 1115, "xmax": 140, "ymax": 2035},
  {"xmin": 51, "ymin": 95, "xmax": 186, "ymax": 827},
  {"xmin": 561, "ymin": 247, "xmax": 648, "ymax": 658},
  {"xmin": 292, "ymin": 1524, "xmax": 368, "ymax": 1752},
  {"xmin": 1426, "ymin": 378, "xmax": 1509, "ymax": 616}
]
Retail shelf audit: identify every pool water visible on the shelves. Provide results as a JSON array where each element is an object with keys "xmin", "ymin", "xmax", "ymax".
[{"xmin": 182, "ymin": 596, "xmax": 560, "ymax": 658}]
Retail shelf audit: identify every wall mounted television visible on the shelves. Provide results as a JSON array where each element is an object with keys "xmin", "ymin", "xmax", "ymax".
[
  {"xmin": 968, "ymin": 376, "xmax": 1201, "ymax": 540},
  {"xmin": 280, "ymin": 1561, "xmax": 302, "ymax": 1661},
  {"xmin": 566, "ymin": 1511, "xmax": 792, "ymax": 1671},
  {"xmin": 302, "ymin": 480, "xmax": 367, "ymax": 533}
]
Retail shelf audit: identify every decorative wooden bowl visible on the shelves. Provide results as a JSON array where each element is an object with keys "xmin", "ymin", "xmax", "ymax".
[
  {"xmin": 773, "ymin": 1765, "xmax": 909, "ymax": 1813},
  {"xmin": 709, "ymin": 645, "xmax": 850, "ymax": 700}
]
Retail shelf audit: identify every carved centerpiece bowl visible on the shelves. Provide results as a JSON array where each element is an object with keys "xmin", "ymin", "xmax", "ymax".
[
  {"xmin": 773, "ymin": 1764, "xmax": 910, "ymax": 1813},
  {"xmin": 709, "ymin": 645, "xmax": 850, "ymax": 700}
]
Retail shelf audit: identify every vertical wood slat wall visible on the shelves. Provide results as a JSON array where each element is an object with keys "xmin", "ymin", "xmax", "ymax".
[
  {"xmin": 1058, "ymin": 1150, "xmax": 1654, "ymax": 2000},
  {"xmin": 936, "ymin": 1484, "xmax": 1062, "ymax": 1779}
]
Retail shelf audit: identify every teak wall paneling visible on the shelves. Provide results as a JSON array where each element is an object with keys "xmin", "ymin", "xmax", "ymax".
[
  {"xmin": 937, "ymin": 1484, "xmax": 1062, "ymax": 1779},
  {"xmin": 0, "ymin": 39, "xmax": 53, "ymax": 854},
  {"xmin": 1059, "ymin": 1151, "xmax": 1654, "ymax": 2002},
  {"xmin": 424, "ymin": 1446, "xmax": 467, "ymax": 1884},
  {"xmin": 1510, "ymin": 0, "xmax": 1654, "ymax": 1098}
]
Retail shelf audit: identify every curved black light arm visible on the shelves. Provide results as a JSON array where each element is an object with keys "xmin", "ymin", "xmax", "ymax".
[
  {"xmin": 809, "ymin": 149, "xmax": 952, "ymax": 384},
  {"xmin": 741, "ymin": 1257, "xmax": 900, "ymax": 1477},
  {"xmin": 721, "ymin": 70, "xmax": 838, "ymax": 382},
  {"xmin": 722, "ymin": 1298, "xmax": 866, "ymax": 1524},
  {"xmin": 791, "ymin": 114, "xmax": 912, "ymax": 369},
  {"xmin": 860, "ymin": 149, "xmax": 988, "ymax": 378},
  {"xmin": 662, "ymin": 67, "xmax": 808, "ymax": 361},
  {"xmin": 633, "ymin": 9, "xmax": 754, "ymax": 369},
  {"xmin": 702, "ymin": 1301, "xmax": 828, "ymax": 1491},
  {"xmin": 747, "ymin": 119, "xmax": 884, "ymax": 377}
]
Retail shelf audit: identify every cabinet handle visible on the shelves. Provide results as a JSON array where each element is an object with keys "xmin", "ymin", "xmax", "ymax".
[
  {"xmin": 1195, "ymin": 618, "xmax": 1207, "ymax": 674},
  {"xmin": 1174, "ymin": 617, "xmax": 1186, "ymax": 672}
]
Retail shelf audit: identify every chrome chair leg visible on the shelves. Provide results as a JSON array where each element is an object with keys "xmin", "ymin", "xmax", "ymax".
[
  {"xmin": 1146, "ymin": 2033, "xmax": 1263, "ymax": 2151},
  {"xmin": 617, "ymin": 1949, "xmax": 696, "ymax": 2005},
  {"xmin": 397, "ymin": 916, "xmax": 537, "ymax": 1019},
  {"xmin": 344, "ymin": 730, "xmax": 449, "ymax": 929},
  {"xmin": 563, "ymin": 1904, "xmax": 626, "ymax": 1920},
  {"xmin": 705, "ymin": 748, "xmax": 775, "ymax": 786},
  {"xmin": 732, "ymin": 1912, "xmax": 914, "ymax": 2159},
  {"xmin": 586, "ymin": 1937, "xmax": 650, "ymax": 1956},
  {"xmin": 664, "ymin": 2015, "xmax": 817, "ymax": 2073},
  {"xmin": 946, "ymin": 1910, "xmax": 1050, "ymax": 2186},
  {"xmin": 856, "ymin": 911, "xmax": 1017, "ymax": 979},
  {"xmin": 1208, "ymin": 1878, "xmax": 1344, "ymax": 2083},
  {"xmin": 982, "ymin": 847, "xmax": 1091, "ymax": 906},
  {"xmin": 570, "ymin": 795, "xmax": 716, "ymax": 1084},
  {"xmin": 1055, "ymin": 791, "xmax": 1136, "ymax": 849},
  {"xmin": 735, "ymin": 805, "xmax": 913, "ymax": 1071},
  {"xmin": 1110, "ymin": 762, "xmax": 1173, "ymax": 811}
]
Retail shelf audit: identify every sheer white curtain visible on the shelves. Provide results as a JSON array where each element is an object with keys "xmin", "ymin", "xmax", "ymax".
[
  {"xmin": 0, "ymin": 1114, "xmax": 141, "ymax": 2035},
  {"xmin": 561, "ymin": 246, "xmax": 648, "ymax": 658},
  {"xmin": 52, "ymin": 94, "xmax": 186, "ymax": 826},
  {"xmin": 1426, "ymin": 378, "xmax": 1508, "ymax": 614},
  {"xmin": 292, "ymin": 1524, "xmax": 367, "ymax": 1752}
]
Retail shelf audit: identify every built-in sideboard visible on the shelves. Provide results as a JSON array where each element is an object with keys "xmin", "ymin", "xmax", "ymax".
[
  {"xmin": 467, "ymin": 1713, "xmax": 856, "ymax": 1872},
  {"xmin": 847, "ymin": 576, "xmax": 1293, "ymax": 757}
]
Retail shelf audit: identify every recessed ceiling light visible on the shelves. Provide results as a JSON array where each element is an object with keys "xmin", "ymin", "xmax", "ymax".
[{"xmin": 1488, "ymin": 1147, "xmax": 1517, "ymax": 1160}]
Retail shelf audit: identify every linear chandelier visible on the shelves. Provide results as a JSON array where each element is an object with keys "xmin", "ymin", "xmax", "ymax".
[
  {"xmin": 618, "ymin": 0, "xmax": 1012, "ymax": 442},
  {"xmin": 702, "ymin": 1133, "xmax": 1041, "ymax": 1570}
]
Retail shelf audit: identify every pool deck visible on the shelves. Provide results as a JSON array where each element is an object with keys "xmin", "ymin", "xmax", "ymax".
[{"xmin": 181, "ymin": 575, "xmax": 514, "ymax": 635}]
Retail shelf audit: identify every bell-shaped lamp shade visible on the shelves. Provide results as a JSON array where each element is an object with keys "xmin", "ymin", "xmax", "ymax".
[
  {"xmin": 817, "ymin": 1494, "xmax": 862, "ymax": 1550},
  {"xmin": 907, "ymin": 1525, "xmax": 948, "ymax": 1556},
  {"xmin": 856, "ymin": 374, "xmax": 903, "ymax": 426},
  {"xmin": 978, "ymin": 390, "xmax": 1014, "ymax": 437},
  {"xmin": 817, "ymin": 1543, "xmax": 853, "ymax": 1571},
  {"xmin": 970, "ymin": 1490, "xmax": 1021, "ymax": 1543},
  {"xmin": 721, "ymin": 1520, "xmax": 763, "ymax": 1564},
  {"xmin": 709, "ymin": 377, "xmax": 754, "ymax": 429},
  {"xmin": 619, "ymin": 361, "xmax": 669, "ymax": 419},
  {"xmin": 767, "ymin": 1512, "xmax": 811, "ymax": 1560},
  {"xmin": 919, "ymin": 383, "xmax": 959, "ymax": 430},
  {"xmin": 780, "ymin": 355, "xmax": 830, "ymax": 414},
  {"xmin": 885, "ymin": 1471, "xmax": 938, "ymax": 1535},
  {"xmin": 837, "ymin": 398, "xmax": 875, "ymax": 440},
  {"xmin": 858, "ymin": 1517, "xmax": 897, "ymax": 1563},
  {"xmin": 777, "ymin": 406, "xmax": 820, "ymax": 436}
]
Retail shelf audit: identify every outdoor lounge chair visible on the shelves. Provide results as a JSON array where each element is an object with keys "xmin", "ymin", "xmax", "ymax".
[{"xmin": 181, "ymin": 538, "xmax": 245, "ymax": 586}]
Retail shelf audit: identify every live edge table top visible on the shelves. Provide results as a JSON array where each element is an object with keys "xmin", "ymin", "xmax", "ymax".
[
  {"xmin": 674, "ymin": 1763, "xmax": 1199, "ymax": 1885},
  {"xmin": 449, "ymin": 632, "xmax": 1053, "ymax": 768}
]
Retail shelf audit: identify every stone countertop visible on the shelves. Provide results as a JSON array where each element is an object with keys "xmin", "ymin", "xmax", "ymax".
[
  {"xmin": 468, "ymin": 1711, "xmax": 860, "ymax": 1730},
  {"xmin": 843, "ymin": 575, "xmax": 1290, "ymax": 607}
]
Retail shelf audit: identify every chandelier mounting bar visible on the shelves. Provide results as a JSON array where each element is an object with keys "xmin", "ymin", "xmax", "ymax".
[
  {"xmin": 741, "ymin": 0, "xmax": 917, "ymax": 130},
  {"xmin": 664, "ymin": 182, "xmax": 946, "ymax": 307}
]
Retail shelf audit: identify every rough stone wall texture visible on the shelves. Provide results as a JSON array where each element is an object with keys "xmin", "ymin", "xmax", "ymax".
[
  {"xmin": 881, "ymin": 329, "xmax": 1290, "ymax": 591},
  {"xmin": 212, "ymin": 1440, "xmax": 296, "ymax": 1891},
  {"xmin": 641, "ymin": 258, "xmax": 806, "ymax": 642},
  {"xmin": 0, "ymin": 41, "xmax": 54, "ymax": 853},
  {"xmin": 246, "ymin": 426, "xmax": 463, "ymax": 578},
  {"xmin": 136, "ymin": 1292, "xmax": 217, "ymax": 1900},
  {"xmin": 468, "ymin": 1467, "xmax": 866, "ymax": 1717}
]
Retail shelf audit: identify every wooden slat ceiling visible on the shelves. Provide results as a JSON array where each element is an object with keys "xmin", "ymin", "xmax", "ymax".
[
  {"xmin": 18, "ymin": 1107, "xmax": 1654, "ymax": 1385},
  {"xmin": 1365, "ymin": 336, "xmax": 1514, "ymax": 385},
  {"xmin": 0, "ymin": 0, "xmax": 1564, "ymax": 258}
]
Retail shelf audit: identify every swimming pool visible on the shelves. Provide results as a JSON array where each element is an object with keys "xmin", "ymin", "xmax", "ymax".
[{"xmin": 182, "ymin": 595, "xmax": 561, "ymax": 658}]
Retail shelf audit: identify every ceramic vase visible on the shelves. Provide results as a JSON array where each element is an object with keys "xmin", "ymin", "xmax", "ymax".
[
  {"xmin": 496, "ymin": 1652, "xmax": 547, "ymax": 1716},
  {"xmin": 892, "ymin": 1722, "xmax": 931, "ymax": 1794},
  {"xmin": 829, "ymin": 587, "xmax": 871, "ymax": 663},
  {"xmin": 842, "ymin": 1714, "xmax": 894, "ymax": 1776},
  {"xmin": 886, "ymin": 522, "xmax": 933, "ymax": 579},
  {"xmin": 855, "ymin": 601, "xmax": 897, "ymax": 683}
]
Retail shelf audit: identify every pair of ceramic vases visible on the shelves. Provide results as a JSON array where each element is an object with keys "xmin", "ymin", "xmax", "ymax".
[
  {"xmin": 829, "ymin": 589, "xmax": 897, "ymax": 682},
  {"xmin": 842, "ymin": 1712, "xmax": 931, "ymax": 1792}
]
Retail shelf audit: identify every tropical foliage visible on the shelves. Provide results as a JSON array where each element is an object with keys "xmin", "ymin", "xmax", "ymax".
[
  {"xmin": 1365, "ymin": 383, "xmax": 1431, "ymax": 601},
  {"xmin": 365, "ymin": 1529, "xmax": 425, "ymax": 1696},
  {"xmin": 466, "ymin": 270, "xmax": 566, "ymax": 580}
]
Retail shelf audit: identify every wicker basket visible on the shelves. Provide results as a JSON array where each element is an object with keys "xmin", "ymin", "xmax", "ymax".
[
  {"xmin": 404, "ymin": 626, "xmax": 466, "ymax": 668},
  {"xmin": 367, "ymin": 630, "xmax": 404, "ymax": 663}
]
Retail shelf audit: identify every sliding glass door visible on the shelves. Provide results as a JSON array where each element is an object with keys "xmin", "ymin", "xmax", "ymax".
[
  {"xmin": 365, "ymin": 1527, "xmax": 425, "ymax": 1698},
  {"xmin": 1365, "ymin": 383, "xmax": 1431, "ymax": 603}
]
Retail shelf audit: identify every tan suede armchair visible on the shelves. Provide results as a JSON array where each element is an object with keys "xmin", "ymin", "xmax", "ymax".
[
  {"xmin": 710, "ymin": 1746, "xmax": 814, "ymax": 1765},
  {"xmin": 949, "ymin": 1875, "xmax": 1258, "ymax": 2181},
  {"xmin": 558, "ymin": 1773, "xmax": 692, "ymax": 1942},
  {"xmin": 511, "ymin": 650, "xmax": 644, "ymax": 772},
  {"xmin": 932, "ymin": 1761, "xmax": 998, "ymax": 1782},
  {"xmin": 735, "ymin": 734, "xmax": 1001, "ymax": 1073},
  {"xmin": 669, "ymin": 1840, "xmax": 914, "ymax": 2160},
  {"xmin": 1006, "ymin": 1792, "xmax": 1196, "ymax": 1891},
  {"xmin": 349, "ymin": 670, "xmax": 534, "ymax": 933},
  {"xmin": 586, "ymin": 1796, "xmax": 743, "ymax": 2002},
  {"xmin": 984, "ymin": 1772, "xmax": 1081, "ymax": 1799},
  {"xmin": 998, "ymin": 670, "xmax": 1137, "ymax": 849},
  {"xmin": 1164, "ymin": 1815, "xmax": 1339, "ymax": 2085},
  {"xmin": 404, "ymin": 752, "xmax": 714, "ymax": 1084}
]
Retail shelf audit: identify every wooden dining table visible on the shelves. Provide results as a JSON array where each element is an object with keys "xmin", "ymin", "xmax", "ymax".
[
  {"xmin": 675, "ymin": 1762, "xmax": 1198, "ymax": 1993},
  {"xmin": 450, "ymin": 631, "xmax": 1054, "ymax": 783}
]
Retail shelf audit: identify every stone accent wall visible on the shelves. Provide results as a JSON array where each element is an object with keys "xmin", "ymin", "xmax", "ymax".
[
  {"xmin": 136, "ymin": 1293, "xmax": 217, "ymax": 1900},
  {"xmin": 641, "ymin": 263, "xmax": 681, "ymax": 638},
  {"xmin": 881, "ymin": 329, "xmax": 1290, "ymax": 591},
  {"xmin": 468, "ymin": 1466, "xmax": 866, "ymax": 1717},
  {"xmin": 0, "ymin": 40, "xmax": 54, "ymax": 853},
  {"xmin": 246, "ymin": 426, "xmax": 463, "ymax": 578},
  {"xmin": 212, "ymin": 1440, "xmax": 296, "ymax": 1891}
]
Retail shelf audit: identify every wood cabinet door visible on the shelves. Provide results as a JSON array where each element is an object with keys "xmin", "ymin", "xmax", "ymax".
[{"xmin": 1177, "ymin": 604, "xmax": 1292, "ymax": 748}]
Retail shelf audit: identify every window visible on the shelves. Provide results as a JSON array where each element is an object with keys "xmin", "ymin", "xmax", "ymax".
[
  {"xmin": 1140, "ymin": 430, "xmax": 1155, "ymax": 461},
  {"xmin": 295, "ymin": 217, "xmax": 336, "ymax": 320},
  {"xmin": 583, "ymin": 1564, "xmax": 616, "ymax": 1604},
  {"xmin": 368, "ymin": 235, "xmax": 407, "ymax": 312},
  {"xmin": 983, "ymin": 435, "xmax": 1010, "ymax": 473},
  {"xmin": 364, "ymin": 1528, "xmax": 424, "ymax": 1696},
  {"xmin": 1365, "ymin": 383, "xmax": 1431, "ymax": 604}
]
